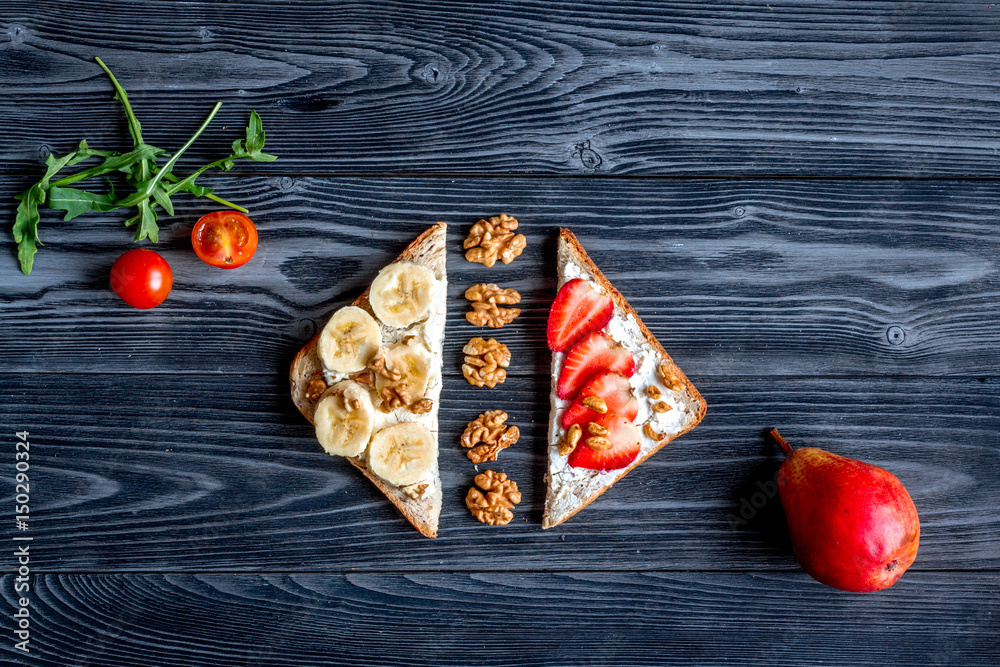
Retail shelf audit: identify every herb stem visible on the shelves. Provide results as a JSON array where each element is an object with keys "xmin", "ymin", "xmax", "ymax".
[
  {"xmin": 163, "ymin": 156, "xmax": 234, "ymax": 197},
  {"xmin": 116, "ymin": 102, "xmax": 223, "ymax": 208},
  {"xmin": 50, "ymin": 145, "xmax": 162, "ymax": 189},
  {"xmin": 158, "ymin": 101, "xmax": 223, "ymax": 184},
  {"xmin": 94, "ymin": 57, "xmax": 144, "ymax": 146},
  {"xmin": 204, "ymin": 193, "xmax": 248, "ymax": 211},
  {"xmin": 151, "ymin": 167, "xmax": 246, "ymax": 211},
  {"xmin": 122, "ymin": 190, "xmax": 248, "ymax": 227}
]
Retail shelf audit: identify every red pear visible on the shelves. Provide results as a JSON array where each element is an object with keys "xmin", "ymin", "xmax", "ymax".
[{"xmin": 770, "ymin": 429, "xmax": 920, "ymax": 592}]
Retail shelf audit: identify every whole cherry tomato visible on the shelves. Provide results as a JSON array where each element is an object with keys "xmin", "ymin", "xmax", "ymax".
[
  {"xmin": 109, "ymin": 249, "xmax": 173, "ymax": 309},
  {"xmin": 191, "ymin": 211, "xmax": 259, "ymax": 269}
]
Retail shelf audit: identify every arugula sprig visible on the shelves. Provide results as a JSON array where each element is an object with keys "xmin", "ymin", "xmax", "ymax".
[
  {"xmin": 122, "ymin": 108, "xmax": 276, "ymax": 232},
  {"xmin": 11, "ymin": 57, "xmax": 277, "ymax": 274}
]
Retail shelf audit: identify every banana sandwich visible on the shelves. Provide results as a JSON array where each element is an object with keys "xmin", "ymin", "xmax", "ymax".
[{"xmin": 290, "ymin": 223, "xmax": 447, "ymax": 537}]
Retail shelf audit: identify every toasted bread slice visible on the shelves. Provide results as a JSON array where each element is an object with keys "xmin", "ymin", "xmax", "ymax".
[
  {"xmin": 543, "ymin": 228, "xmax": 707, "ymax": 529},
  {"xmin": 290, "ymin": 223, "xmax": 447, "ymax": 538}
]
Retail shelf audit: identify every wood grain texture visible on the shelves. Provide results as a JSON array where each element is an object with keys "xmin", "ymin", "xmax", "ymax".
[
  {"xmin": 3, "ymin": 373, "xmax": 997, "ymax": 572},
  {"xmin": 1, "ymin": 572, "xmax": 997, "ymax": 666},
  {"xmin": 3, "ymin": 176, "xmax": 1000, "ymax": 376},
  {"xmin": 2, "ymin": 1, "xmax": 1000, "ymax": 176},
  {"xmin": 3, "ymin": 4, "xmax": 1000, "ymax": 660}
]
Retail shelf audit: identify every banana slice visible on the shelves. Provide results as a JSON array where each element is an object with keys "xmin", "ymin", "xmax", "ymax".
[
  {"xmin": 369, "ymin": 262, "xmax": 437, "ymax": 328},
  {"xmin": 367, "ymin": 422, "xmax": 436, "ymax": 486},
  {"xmin": 314, "ymin": 381, "xmax": 375, "ymax": 457},
  {"xmin": 318, "ymin": 306, "xmax": 382, "ymax": 374},
  {"xmin": 374, "ymin": 338, "xmax": 433, "ymax": 407}
]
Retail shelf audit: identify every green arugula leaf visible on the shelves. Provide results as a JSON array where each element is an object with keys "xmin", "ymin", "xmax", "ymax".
[
  {"xmin": 48, "ymin": 186, "xmax": 117, "ymax": 220},
  {"xmin": 12, "ymin": 148, "xmax": 84, "ymax": 273},
  {"xmin": 66, "ymin": 140, "xmax": 110, "ymax": 167},
  {"xmin": 12, "ymin": 190, "xmax": 43, "ymax": 274},
  {"xmin": 244, "ymin": 110, "xmax": 277, "ymax": 162},
  {"xmin": 50, "ymin": 144, "xmax": 164, "ymax": 189},
  {"xmin": 151, "ymin": 184, "xmax": 174, "ymax": 216},
  {"xmin": 245, "ymin": 111, "xmax": 264, "ymax": 154},
  {"xmin": 153, "ymin": 167, "xmax": 213, "ymax": 198},
  {"xmin": 40, "ymin": 150, "xmax": 84, "ymax": 191},
  {"xmin": 179, "ymin": 181, "xmax": 212, "ymax": 198},
  {"xmin": 135, "ymin": 200, "xmax": 158, "ymax": 243}
]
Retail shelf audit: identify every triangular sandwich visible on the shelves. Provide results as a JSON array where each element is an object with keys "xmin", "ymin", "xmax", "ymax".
[
  {"xmin": 290, "ymin": 223, "xmax": 447, "ymax": 537},
  {"xmin": 543, "ymin": 228, "xmax": 707, "ymax": 528}
]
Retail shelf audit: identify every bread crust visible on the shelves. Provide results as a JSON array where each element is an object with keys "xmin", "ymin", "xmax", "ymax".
[
  {"xmin": 289, "ymin": 222, "xmax": 447, "ymax": 538},
  {"xmin": 542, "ymin": 228, "xmax": 708, "ymax": 529}
]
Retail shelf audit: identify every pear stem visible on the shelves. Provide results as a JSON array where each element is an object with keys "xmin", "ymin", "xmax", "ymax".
[{"xmin": 769, "ymin": 428, "xmax": 794, "ymax": 456}]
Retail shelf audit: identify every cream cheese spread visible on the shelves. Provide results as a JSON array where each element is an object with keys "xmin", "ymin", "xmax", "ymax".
[
  {"xmin": 547, "ymin": 259, "xmax": 699, "ymax": 515},
  {"xmin": 321, "ymin": 273, "xmax": 446, "ymax": 493}
]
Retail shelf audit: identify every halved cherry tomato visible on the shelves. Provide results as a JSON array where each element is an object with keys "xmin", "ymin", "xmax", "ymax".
[
  {"xmin": 191, "ymin": 211, "xmax": 259, "ymax": 269},
  {"xmin": 110, "ymin": 248, "xmax": 173, "ymax": 309}
]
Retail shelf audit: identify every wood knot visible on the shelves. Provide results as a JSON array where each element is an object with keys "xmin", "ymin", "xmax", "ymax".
[
  {"xmin": 572, "ymin": 140, "xmax": 603, "ymax": 170},
  {"xmin": 886, "ymin": 326, "xmax": 905, "ymax": 345},
  {"xmin": 10, "ymin": 24, "xmax": 28, "ymax": 43},
  {"xmin": 416, "ymin": 62, "xmax": 447, "ymax": 83},
  {"xmin": 297, "ymin": 318, "xmax": 317, "ymax": 338}
]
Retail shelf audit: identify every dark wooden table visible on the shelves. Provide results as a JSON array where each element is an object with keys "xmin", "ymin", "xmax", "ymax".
[{"xmin": 2, "ymin": 2, "xmax": 999, "ymax": 665}]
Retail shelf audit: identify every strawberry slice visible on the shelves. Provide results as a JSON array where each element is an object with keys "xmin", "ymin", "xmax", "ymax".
[
  {"xmin": 547, "ymin": 278, "xmax": 614, "ymax": 352},
  {"xmin": 568, "ymin": 413, "xmax": 642, "ymax": 471},
  {"xmin": 562, "ymin": 371, "xmax": 638, "ymax": 430},
  {"xmin": 557, "ymin": 331, "xmax": 635, "ymax": 400}
]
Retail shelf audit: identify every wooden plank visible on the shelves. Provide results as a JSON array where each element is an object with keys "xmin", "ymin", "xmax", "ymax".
[
  {"xmin": 3, "ymin": 177, "xmax": 1000, "ymax": 376},
  {"xmin": 1, "ymin": 572, "xmax": 996, "ymax": 666},
  {"xmin": 2, "ymin": 1, "xmax": 1000, "ymax": 177},
  {"xmin": 4, "ymin": 373, "xmax": 997, "ymax": 572}
]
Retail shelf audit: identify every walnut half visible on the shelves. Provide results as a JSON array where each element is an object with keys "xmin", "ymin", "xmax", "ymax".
[
  {"xmin": 304, "ymin": 375, "xmax": 328, "ymax": 401},
  {"xmin": 408, "ymin": 398, "xmax": 434, "ymax": 414},
  {"xmin": 379, "ymin": 384, "xmax": 412, "ymax": 412},
  {"xmin": 466, "ymin": 470, "xmax": 522, "ymax": 525},
  {"xmin": 368, "ymin": 350, "xmax": 402, "ymax": 382},
  {"xmin": 463, "ymin": 214, "xmax": 527, "ymax": 267},
  {"xmin": 658, "ymin": 361, "xmax": 684, "ymax": 392},
  {"xmin": 643, "ymin": 422, "xmax": 666, "ymax": 441},
  {"xmin": 462, "ymin": 337, "xmax": 510, "ymax": 388},
  {"xmin": 461, "ymin": 410, "xmax": 520, "ymax": 463},
  {"xmin": 465, "ymin": 283, "xmax": 522, "ymax": 328},
  {"xmin": 558, "ymin": 423, "xmax": 583, "ymax": 456},
  {"xmin": 402, "ymin": 482, "xmax": 429, "ymax": 500}
]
